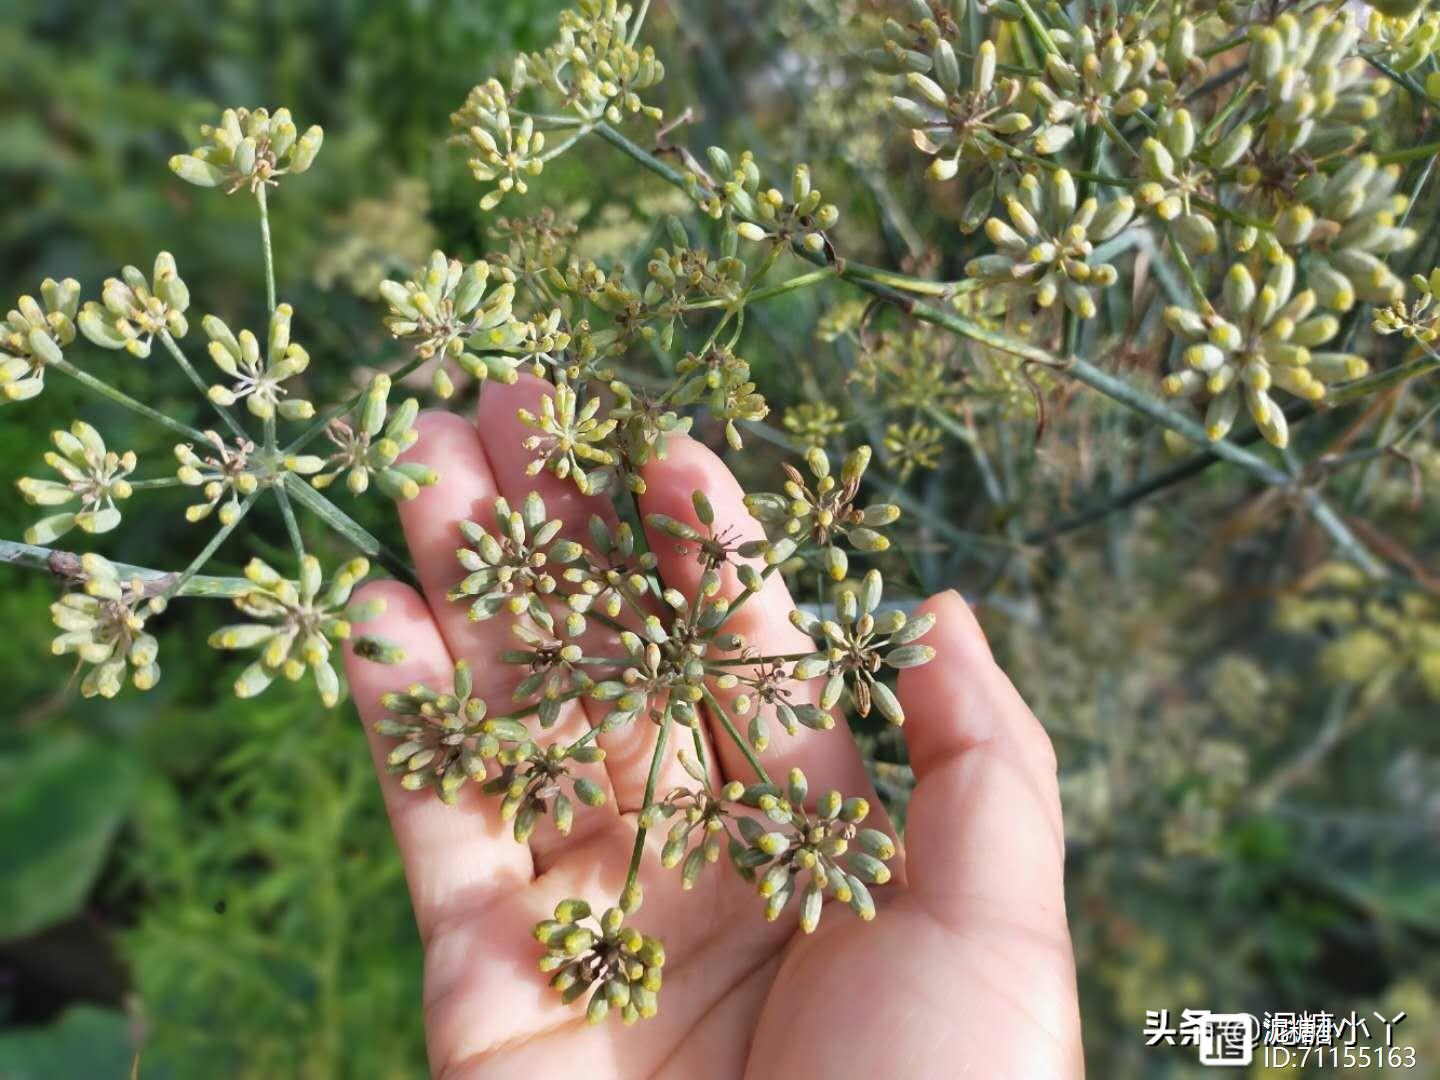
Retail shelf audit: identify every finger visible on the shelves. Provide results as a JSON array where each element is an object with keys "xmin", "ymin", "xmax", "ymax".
[
  {"xmin": 897, "ymin": 590, "xmax": 1066, "ymax": 929},
  {"xmin": 395, "ymin": 410, "xmax": 505, "ymax": 667},
  {"xmin": 344, "ymin": 580, "xmax": 533, "ymax": 943},
  {"xmin": 638, "ymin": 435, "xmax": 877, "ymax": 809},
  {"xmin": 394, "ymin": 413, "xmax": 615, "ymax": 868},
  {"xmin": 476, "ymin": 374, "xmax": 707, "ymax": 809}
]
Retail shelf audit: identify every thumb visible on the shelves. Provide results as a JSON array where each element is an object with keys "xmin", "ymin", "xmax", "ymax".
[{"xmin": 896, "ymin": 590, "xmax": 1067, "ymax": 930}]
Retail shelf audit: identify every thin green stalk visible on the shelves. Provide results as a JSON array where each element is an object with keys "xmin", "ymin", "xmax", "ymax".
[
  {"xmin": 1163, "ymin": 220, "xmax": 1212, "ymax": 310},
  {"xmin": 1012, "ymin": 0, "xmax": 1060, "ymax": 58},
  {"xmin": 1002, "ymin": 144, "xmax": 1136, "ymax": 188},
  {"xmin": 684, "ymin": 268, "xmax": 837, "ymax": 310},
  {"xmin": 1377, "ymin": 139, "xmax": 1440, "ymax": 166},
  {"xmin": 1368, "ymin": 55, "xmax": 1432, "ymax": 107},
  {"xmin": 256, "ymin": 185, "xmax": 278, "ymax": 454},
  {"xmin": 628, "ymin": 0, "xmax": 651, "ymax": 45},
  {"xmin": 1191, "ymin": 195, "xmax": 1273, "ymax": 233},
  {"xmin": 838, "ymin": 262, "xmax": 957, "ymax": 298},
  {"xmin": 702, "ymin": 685, "xmax": 770, "ymax": 784},
  {"xmin": 1097, "ymin": 114, "xmax": 1138, "ymax": 159},
  {"xmin": 0, "ymin": 537, "xmax": 253, "ymax": 599},
  {"xmin": 256, "ymin": 185, "xmax": 277, "ymax": 316},
  {"xmin": 49, "ymin": 355, "xmax": 207, "ymax": 441},
  {"xmin": 128, "ymin": 477, "xmax": 185, "ymax": 491},
  {"xmin": 282, "ymin": 473, "xmax": 420, "ymax": 588},
  {"xmin": 160, "ymin": 331, "xmax": 249, "ymax": 441},
  {"xmin": 274, "ymin": 483, "xmax": 307, "ymax": 563},
  {"xmin": 164, "ymin": 491, "xmax": 260, "ymax": 600},
  {"xmin": 1198, "ymin": 83, "xmax": 1256, "ymax": 145},
  {"xmin": 622, "ymin": 712, "xmax": 671, "ymax": 897},
  {"xmin": 1330, "ymin": 349, "xmax": 1440, "ymax": 404},
  {"xmin": 539, "ymin": 125, "xmax": 597, "ymax": 163}
]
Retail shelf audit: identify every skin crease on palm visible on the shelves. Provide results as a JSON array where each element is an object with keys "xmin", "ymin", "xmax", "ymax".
[{"xmin": 340, "ymin": 373, "xmax": 1084, "ymax": 1079}]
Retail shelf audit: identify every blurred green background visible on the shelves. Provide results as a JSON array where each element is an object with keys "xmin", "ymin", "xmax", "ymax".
[{"xmin": 2, "ymin": 1, "xmax": 1438, "ymax": 1077}]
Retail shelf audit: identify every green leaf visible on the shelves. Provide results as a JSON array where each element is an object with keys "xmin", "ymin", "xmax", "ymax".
[
  {"xmin": 0, "ymin": 1006, "xmax": 133, "ymax": 1080},
  {"xmin": 0, "ymin": 737, "xmax": 141, "ymax": 941}
]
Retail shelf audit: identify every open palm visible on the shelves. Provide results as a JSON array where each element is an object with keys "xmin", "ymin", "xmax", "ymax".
[{"xmin": 343, "ymin": 376, "xmax": 1083, "ymax": 1078}]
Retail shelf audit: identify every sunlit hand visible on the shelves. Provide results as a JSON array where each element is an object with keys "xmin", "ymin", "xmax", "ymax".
[{"xmin": 343, "ymin": 375, "xmax": 1083, "ymax": 1079}]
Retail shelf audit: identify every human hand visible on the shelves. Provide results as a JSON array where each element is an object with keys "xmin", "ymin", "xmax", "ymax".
[{"xmin": 343, "ymin": 375, "xmax": 1083, "ymax": 1078}]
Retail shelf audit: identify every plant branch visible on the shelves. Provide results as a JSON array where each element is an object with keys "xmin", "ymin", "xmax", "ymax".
[
  {"xmin": 164, "ymin": 491, "xmax": 260, "ymax": 600},
  {"xmin": 282, "ymin": 474, "xmax": 420, "ymax": 588},
  {"xmin": 622, "ymin": 712, "xmax": 671, "ymax": 898},
  {"xmin": 0, "ymin": 537, "xmax": 253, "ymax": 598},
  {"xmin": 160, "ymin": 330, "xmax": 249, "ymax": 441}
]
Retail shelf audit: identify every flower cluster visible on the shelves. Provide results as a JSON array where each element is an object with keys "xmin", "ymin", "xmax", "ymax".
[
  {"xmin": 967, "ymin": 170, "xmax": 1135, "ymax": 320},
  {"xmin": 307, "ymin": 374, "xmax": 436, "ymax": 500},
  {"xmin": 1162, "ymin": 258, "xmax": 1366, "ymax": 446},
  {"xmin": 686, "ymin": 148, "xmax": 840, "ymax": 256},
  {"xmin": 733, "ymin": 769, "xmax": 894, "ymax": 931},
  {"xmin": 378, "ymin": 250, "xmax": 525, "ymax": 396},
  {"xmin": 744, "ymin": 446, "xmax": 898, "ymax": 580},
  {"xmin": 19, "ymin": 422, "xmax": 136, "ymax": 544},
  {"xmin": 358, "ymin": 467, "xmax": 931, "ymax": 1023},
  {"xmin": 49, "ymin": 553, "xmax": 164, "ymax": 699},
  {"xmin": 1137, "ymin": 109, "xmax": 1250, "ymax": 256},
  {"xmin": 211, "ymin": 556, "xmax": 374, "ymax": 708},
  {"xmin": 1277, "ymin": 564, "xmax": 1440, "ymax": 701},
  {"xmin": 2, "ymin": 278, "xmax": 79, "ymax": 404},
  {"xmin": 174, "ymin": 432, "xmax": 259, "ymax": 525},
  {"xmin": 203, "ymin": 304, "xmax": 314, "ymax": 421},
  {"xmin": 170, "ymin": 106, "xmax": 323, "ymax": 193},
  {"xmin": 77, "ymin": 252, "xmax": 190, "ymax": 358},
  {"xmin": 1246, "ymin": 9, "xmax": 1381, "ymax": 162},
  {"xmin": 535, "ymin": 900, "xmax": 664, "ymax": 1026},
  {"xmin": 1374, "ymin": 267, "xmax": 1440, "ymax": 344},
  {"xmin": 791, "ymin": 570, "xmax": 936, "ymax": 726},
  {"xmin": 450, "ymin": 0, "xmax": 664, "ymax": 211},
  {"xmin": 1269, "ymin": 154, "xmax": 1415, "ymax": 311}
]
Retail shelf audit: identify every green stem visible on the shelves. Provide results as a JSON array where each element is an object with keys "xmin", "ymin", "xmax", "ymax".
[
  {"xmin": 1097, "ymin": 115, "xmax": 1138, "ymax": 159},
  {"xmin": 1376, "ymin": 139, "xmax": 1440, "ymax": 166},
  {"xmin": 1163, "ymin": 220, "xmax": 1212, "ymax": 310},
  {"xmin": 282, "ymin": 474, "xmax": 420, "ymax": 589},
  {"xmin": 256, "ymin": 185, "xmax": 277, "ymax": 316},
  {"xmin": 838, "ymin": 262, "xmax": 958, "ymax": 298},
  {"xmin": 128, "ymin": 477, "xmax": 185, "ymax": 491},
  {"xmin": 256, "ymin": 185, "xmax": 278, "ymax": 454},
  {"xmin": 274, "ymin": 484, "xmax": 307, "ymax": 563},
  {"xmin": 628, "ymin": 0, "xmax": 651, "ymax": 45},
  {"xmin": 1191, "ymin": 195, "xmax": 1273, "ymax": 233},
  {"xmin": 160, "ymin": 331, "xmax": 249, "ymax": 441},
  {"xmin": 1367, "ymin": 54, "xmax": 1432, "ymax": 107},
  {"xmin": 701, "ymin": 685, "xmax": 770, "ymax": 784},
  {"xmin": 1012, "ymin": 0, "xmax": 1060, "ymax": 58},
  {"xmin": 164, "ymin": 491, "xmax": 260, "ymax": 600},
  {"xmin": 622, "ymin": 712, "xmax": 672, "ymax": 897},
  {"xmin": 0, "ymin": 537, "xmax": 253, "ymax": 598},
  {"xmin": 1002, "ymin": 144, "xmax": 1136, "ymax": 189},
  {"xmin": 49, "ymin": 356, "xmax": 207, "ymax": 441},
  {"xmin": 684, "ymin": 268, "xmax": 836, "ymax": 310}
]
